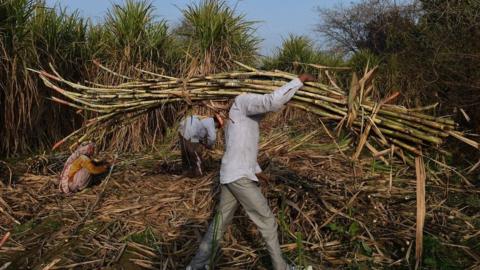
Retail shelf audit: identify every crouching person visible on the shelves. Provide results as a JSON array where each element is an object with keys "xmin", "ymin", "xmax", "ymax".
[
  {"xmin": 59, "ymin": 142, "xmax": 110, "ymax": 194},
  {"xmin": 179, "ymin": 114, "xmax": 224, "ymax": 177}
]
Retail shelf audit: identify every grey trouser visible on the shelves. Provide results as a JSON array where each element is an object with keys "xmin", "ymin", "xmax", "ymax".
[{"xmin": 189, "ymin": 177, "xmax": 287, "ymax": 270}]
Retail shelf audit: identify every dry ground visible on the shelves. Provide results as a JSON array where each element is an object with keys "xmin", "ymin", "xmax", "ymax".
[{"xmin": 1, "ymin": 124, "xmax": 480, "ymax": 269}]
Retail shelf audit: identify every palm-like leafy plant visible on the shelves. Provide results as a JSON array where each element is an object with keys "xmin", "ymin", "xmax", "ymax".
[
  {"xmin": 348, "ymin": 48, "xmax": 381, "ymax": 74},
  {"xmin": 263, "ymin": 35, "xmax": 318, "ymax": 72},
  {"xmin": 0, "ymin": 0, "xmax": 89, "ymax": 155},
  {"xmin": 101, "ymin": 0, "xmax": 179, "ymax": 70},
  {"xmin": 0, "ymin": 0, "xmax": 263, "ymax": 155},
  {"xmin": 263, "ymin": 34, "xmax": 347, "ymax": 77},
  {"xmin": 0, "ymin": 0, "xmax": 37, "ymax": 155},
  {"xmin": 30, "ymin": 5, "xmax": 88, "ymax": 70},
  {"xmin": 90, "ymin": 0, "xmax": 181, "ymax": 152},
  {"xmin": 178, "ymin": 0, "xmax": 260, "ymax": 75}
]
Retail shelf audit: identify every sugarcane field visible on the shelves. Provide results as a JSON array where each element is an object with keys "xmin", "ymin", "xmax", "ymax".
[{"xmin": 2, "ymin": 0, "xmax": 480, "ymax": 269}]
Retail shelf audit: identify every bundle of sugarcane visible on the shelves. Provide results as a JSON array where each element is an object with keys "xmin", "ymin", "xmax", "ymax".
[{"xmin": 33, "ymin": 62, "xmax": 479, "ymax": 160}]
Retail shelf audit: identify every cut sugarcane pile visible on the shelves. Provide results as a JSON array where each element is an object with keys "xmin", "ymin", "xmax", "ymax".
[{"xmin": 35, "ymin": 62, "xmax": 479, "ymax": 158}]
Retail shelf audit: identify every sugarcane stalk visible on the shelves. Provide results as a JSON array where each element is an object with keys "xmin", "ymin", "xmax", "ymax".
[
  {"xmin": 34, "ymin": 63, "xmax": 477, "ymax": 156},
  {"xmin": 382, "ymin": 115, "xmax": 450, "ymax": 138},
  {"xmin": 377, "ymin": 103, "xmax": 455, "ymax": 126},
  {"xmin": 362, "ymin": 104, "xmax": 451, "ymax": 130}
]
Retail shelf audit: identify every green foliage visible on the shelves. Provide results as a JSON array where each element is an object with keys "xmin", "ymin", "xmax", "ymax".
[
  {"xmin": 318, "ymin": 0, "xmax": 480, "ymax": 123},
  {"xmin": 348, "ymin": 221, "xmax": 360, "ymax": 237},
  {"xmin": 0, "ymin": 0, "xmax": 36, "ymax": 155},
  {"xmin": 370, "ymin": 158, "xmax": 392, "ymax": 174},
  {"xmin": 360, "ymin": 241, "xmax": 373, "ymax": 256},
  {"xmin": 263, "ymin": 35, "xmax": 318, "ymax": 72},
  {"xmin": 102, "ymin": 0, "xmax": 179, "ymax": 68},
  {"xmin": 39, "ymin": 218, "xmax": 62, "ymax": 231},
  {"xmin": 328, "ymin": 221, "xmax": 362, "ymax": 238},
  {"xmin": 328, "ymin": 221, "xmax": 374, "ymax": 265},
  {"xmin": 295, "ymin": 231, "xmax": 306, "ymax": 267},
  {"xmin": 84, "ymin": 23, "xmax": 103, "ymax": 57},
  {"xmin": 30, "ymin": 5, "xmax": 89, "ymax": 71},
  {"xmin": 364, "ymin": 7, "xmax": 416, "ymax": 55},
  {"xmin": 13, "ymin": 219, "xmax": 36, "ymax": 234},
  {"xmin": 0, "ymin": 0, "xmax": 263, "ymax": 156},
  {"xmin": 209, "ymin": 211, "xmax": 222, "ymax": 269},
  {"xmin": 13, "ymin": 216, "xmax": 62, "ymax": 236},
  {"xmin": 348, "ymin": 49, "xmax": 381, "ymax": 74},
  {"xmin": 328, "ymin": 222, "xmax": 346, "ymax": 236},
  {"xmin": 263, "ymin": 34, "xmax": 346, "ymax": 74},
  {"xmin": 178, "ymin": 0, "xmax": 260, "ymax": 75},
  {"xmin": 276, "ymin": 197, "xmax": 314, "ymax": 268},
  {"xmin": 0, "ymin": 0, "xmax": 88, "ymax": 155},
  {"xmin": 278, "ymin": 196, "xmax": 292, "ymax": 238},
  {"xmin": 0, "ymin": 0, "xmax": 35, "ymax": 51},
  {"xmin": 422, "ymin": 235, "xmax": 471, "ymax": 269},
  {"xmin": 128, "ymin": 227, "xmax": 157, "ymax": 247},
  {"xmin": 105, "ymin": 0, "xmax": 156, "ymax": 49}
]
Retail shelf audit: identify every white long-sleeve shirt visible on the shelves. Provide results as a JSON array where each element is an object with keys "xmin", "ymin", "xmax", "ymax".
[
  {"xmin": 179, "ymin": 116, "xmax": 216, "ymax": 147},
  {"xmin": 220, "ymin": 78, "xmax": 304, "ymax": 184}
]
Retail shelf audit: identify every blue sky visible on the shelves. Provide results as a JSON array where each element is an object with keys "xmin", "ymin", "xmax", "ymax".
[{"xmin": 45, "ymin": 0, "xmax": 356, "ymax": 55}]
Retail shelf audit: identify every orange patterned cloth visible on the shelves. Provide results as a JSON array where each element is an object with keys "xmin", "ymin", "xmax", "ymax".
[
  {"xmin": 59, "ymin": 142, "xmax": 108, "ymax": 194},
  {"xmin": 67, "ymin": 155, "xmax": 108, "ymax": 179}
]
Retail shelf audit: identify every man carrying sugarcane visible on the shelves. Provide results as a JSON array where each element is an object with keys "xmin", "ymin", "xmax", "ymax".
[
  {"xmin": 187, "ymin": 74, "xmax": 315, "ymax": 270},
  {"xmin": 59, "ymin": 142, "xmax": 110, "ymax": 194},
  {"xmin": 179, "ymin": 114, "xmax": 224, "ymax": 177}
]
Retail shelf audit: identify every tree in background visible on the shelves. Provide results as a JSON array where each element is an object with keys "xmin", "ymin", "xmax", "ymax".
[
  {"xmin": 316, "ymin": 0, "xmax": 480, "ymax": 133},
  {"xmin": 416, "ymin": 0, "xmax": 480, "ymax": 130}
]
